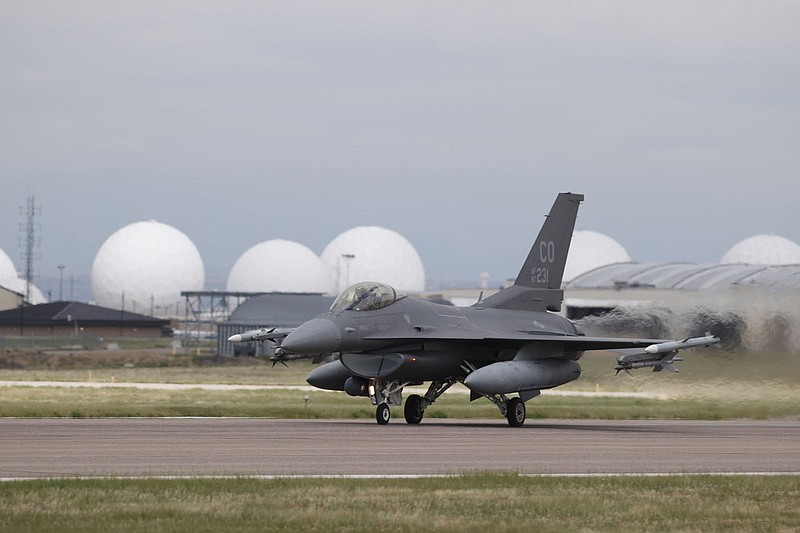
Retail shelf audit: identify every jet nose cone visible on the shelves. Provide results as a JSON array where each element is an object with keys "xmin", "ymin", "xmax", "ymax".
[{"xmin": 281, "ymin": 318, "xmax": 341, "ymax": 354}]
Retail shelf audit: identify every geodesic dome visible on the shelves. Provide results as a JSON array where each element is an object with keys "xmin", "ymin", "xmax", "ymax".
[
  {"xmin": 0, "ymin": 248, "xmax": 16, "ymax": 281},
  {"xmin": 321, "ymin": 226, "xmax": 425, "ymax": 293},
  {"xmin": 226, "ymin": 239, "xmax": 334, "ymax": 294},
  {"xmin": 563, "ymin": 230, "xmax": 632, "ymax": 283},
  {"xmin": 91, "ymin": 221, "xmax": 204, "ymax": 314},
  {"xmin": 721, "ymin": 234, "xmax": 800, "ymax": 265}
]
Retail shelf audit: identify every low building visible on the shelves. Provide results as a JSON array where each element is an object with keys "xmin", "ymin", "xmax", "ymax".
[
  {"xmin": 564, "ymin": 262, "xmax": 800, "ymax": 350},
  {"xmin": 0, "ymin": 301, "xmax": 170, "ymax": 337},
  {"xmin": 218, "ymin": 293, "xmax": 335, "ymax": 356},
  {"xmin": 565, "ymin": 262, "xmax": 800, "ymax": 317},
  {"xmin": 0, "ymin": 286, "xmax": 23, "ymax": 312}
]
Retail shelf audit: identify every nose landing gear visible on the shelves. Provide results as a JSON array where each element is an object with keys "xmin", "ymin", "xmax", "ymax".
[
  {"xmin": 376, "ymin": 402, "xmax": 391, "ymax": 425},
  {"xmin": 369, "ymin": 379, "xmax": 406, "ymax": 425}
]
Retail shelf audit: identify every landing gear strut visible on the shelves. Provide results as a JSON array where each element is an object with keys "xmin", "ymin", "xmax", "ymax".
[
  {"xmin": 369, "ymin": 379, "xmax": 407, "ymax": 425},
  {"xmin": 478, "ymin": 392, "xmax": 532, "ymax": 427},
  {"xmin": 402, "ymin": 379, "xmax": 457, "ymax": 425}
]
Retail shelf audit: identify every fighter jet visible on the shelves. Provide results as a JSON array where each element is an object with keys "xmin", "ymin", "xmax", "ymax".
[{"xmin": 230, "ymin": 193, "xmax": 719, "ymax": 426}]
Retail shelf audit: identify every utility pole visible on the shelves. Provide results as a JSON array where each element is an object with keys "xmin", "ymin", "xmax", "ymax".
[{"xmin": 58, "ymin": 264, "xmax": 66, "ymax": 301}]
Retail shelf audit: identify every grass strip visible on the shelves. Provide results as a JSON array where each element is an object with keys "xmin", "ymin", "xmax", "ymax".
[
  {"xmin": 1, "ymin": 385, "xmax": 798, "ymax": 419},
  {"xmin": 1, "ymin": 474, "xmax": 798, "ymax": 532}
]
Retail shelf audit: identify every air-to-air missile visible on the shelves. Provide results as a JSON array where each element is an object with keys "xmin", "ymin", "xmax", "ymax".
[
  {"xmin": 615, "ymin": 334, "xmax": 719, "ymax": 373},
  {"xmin": 643, "ymin": 334, "xmax": 719, "ymax": 354},
  {"xmin": 227, "ymin": 327, "xmax": 293, "ymax": 344}
]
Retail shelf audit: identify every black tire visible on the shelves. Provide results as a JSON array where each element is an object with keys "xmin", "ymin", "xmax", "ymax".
[
  {"xmin": 506, "ymin": 397, "xmax": 526, "ymax": 427},
  {"xmin": 404, "ymin": 394, "xmax": 424, "ymax": 424},
  {"xmin": 376, "ymin": 403, "xmax": 391, "ymax": 425}
]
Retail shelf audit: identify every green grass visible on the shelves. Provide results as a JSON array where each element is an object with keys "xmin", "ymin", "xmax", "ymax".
[
  {"xmin": 1, "ymin": 383, "xmax": 798, "ymax": 420},
  {"xmin": 1, "ymin": 349, "xmax": 799, "ymax": 419},
  {"xmin": 0, "ymin": 360, "xmax": 302, "ymax": 385},
  {"xmin": 3, "ymin": 348, "xmax": 798, "ymax": 391},
  {"xmin": 1, "ymin": 474, "xmax": 798, "ymax": 532}
]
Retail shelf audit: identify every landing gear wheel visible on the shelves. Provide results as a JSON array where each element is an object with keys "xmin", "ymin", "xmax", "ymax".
[
  {"xmin": 404, "ymin": 394, "xmax": 424, "ymax": 424},
  {"xmin": 506, "ymin": 397, "xmax": 526, "ymax": 427},
  {"xmin": 376, "ymin": 403, "xmax": 391, "ymax": 425}
]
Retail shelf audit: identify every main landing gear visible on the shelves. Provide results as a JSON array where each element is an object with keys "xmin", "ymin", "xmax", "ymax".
[
  {"xmin": 403, "ymin": 394, "xmax": 424, "ymax": 424},
  {"xmin": 505, "ymin": 397, "xmax": 526, "ymax": 428},
  {"xmin": 479, "ymin": 391, "xmax": 538, "ymax": 427},
  {"xmin": 368, "ymin": 377, "xmax": 534, "ymax": 427},
  {"xmin": 369, "ymin": 378, "xmax": 458, "ymax": 425}
]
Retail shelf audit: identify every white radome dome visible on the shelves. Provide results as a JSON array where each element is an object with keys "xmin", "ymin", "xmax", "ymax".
[
  {"xmin": 0, "ymin": 277, "xmax": 47, "ymax": 304},
  {"xmin": 721, "ymin": 234, "xmax": 800, "ymax": 265},
  {"xmin": 226, "ymin": 239, "xmax": 334, "ymax": 294},
  {"xmin": 91, "ymin": 221, "xmax": 204, "ymax": 314},
  {"xmin": 563, "ymin": 230, "xmax": 632, "ymax": 282},
  {"xmin": 0, "ymin": 248, "xmax": 16, "ymax": 281},
  {"xmin": 321, "ymin": 226, "xmax": 425, "ymax": 293}
]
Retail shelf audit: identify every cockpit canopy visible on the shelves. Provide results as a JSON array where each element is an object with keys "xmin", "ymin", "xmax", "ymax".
[{"xmin": 330, "ymin": 282, "xmax": 406, "ymax": 312}]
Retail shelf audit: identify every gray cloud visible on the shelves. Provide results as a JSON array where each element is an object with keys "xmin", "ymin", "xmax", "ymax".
[{"xmin": 1, "ymin": 1, "xmax": 798, "ymax": 295}]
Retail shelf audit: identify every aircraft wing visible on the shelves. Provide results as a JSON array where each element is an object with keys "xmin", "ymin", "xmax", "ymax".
[
  {"xmin": 364, "ymin": 331, "xmax": 666, "ymax": 350},
  {"xmin": 363, "ymin": 331, "xmax": 720, "ymax": 373},
  {"xmin": 483, "ymin": 333, "xmax": 721, "ymax": 354},
  {"xmin": 489, "ymin": 334, "xmax": 666, "ymax": 351}
]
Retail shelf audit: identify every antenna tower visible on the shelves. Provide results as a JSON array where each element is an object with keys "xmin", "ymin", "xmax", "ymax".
[{"xmin": 19, "ymin": 194, "xmax": 41, "ymax": 303}]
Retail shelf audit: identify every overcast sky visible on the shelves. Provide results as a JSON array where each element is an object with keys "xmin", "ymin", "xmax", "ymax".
[{"xmin": 2, "ymin": 1, "xmax": 798, "ymax": 293}]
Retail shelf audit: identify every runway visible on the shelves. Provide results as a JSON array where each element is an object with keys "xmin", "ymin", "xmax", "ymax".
[{"xmin": 1, "ymin": 418, "xmax": 798, "ymax": 479}]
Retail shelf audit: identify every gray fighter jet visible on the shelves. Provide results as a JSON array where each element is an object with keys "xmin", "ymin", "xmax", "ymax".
[{"xmin": 230, "ymin": 193, "xmax": 719, "ymax": 426}]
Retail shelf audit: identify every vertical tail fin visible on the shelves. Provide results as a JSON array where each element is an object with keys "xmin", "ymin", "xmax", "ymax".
[
  {"xmin": 480, "ymin": 192, "xmax": 583, "ymax": 312},
  {"xmin": 514, "ymin": 192, "xmax": 583, "ymax": 290}
]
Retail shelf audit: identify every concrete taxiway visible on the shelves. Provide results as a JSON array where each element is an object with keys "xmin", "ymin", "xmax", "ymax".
[{"xmin": 1, "ymin": 418, "xmax": 798, "ymax": 478}]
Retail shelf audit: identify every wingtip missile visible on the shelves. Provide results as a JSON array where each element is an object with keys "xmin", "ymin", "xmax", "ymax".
[
  {"xmin": 227, "ymin": 327, "xmax": 294, "ymax": 343},
  {"xmin": 644, "ymin": 334, "xmax": 720, "ymax": 354},
  {"xmin": 228, "ymin": 330, "xmax": 264, "ymax": 343}
]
